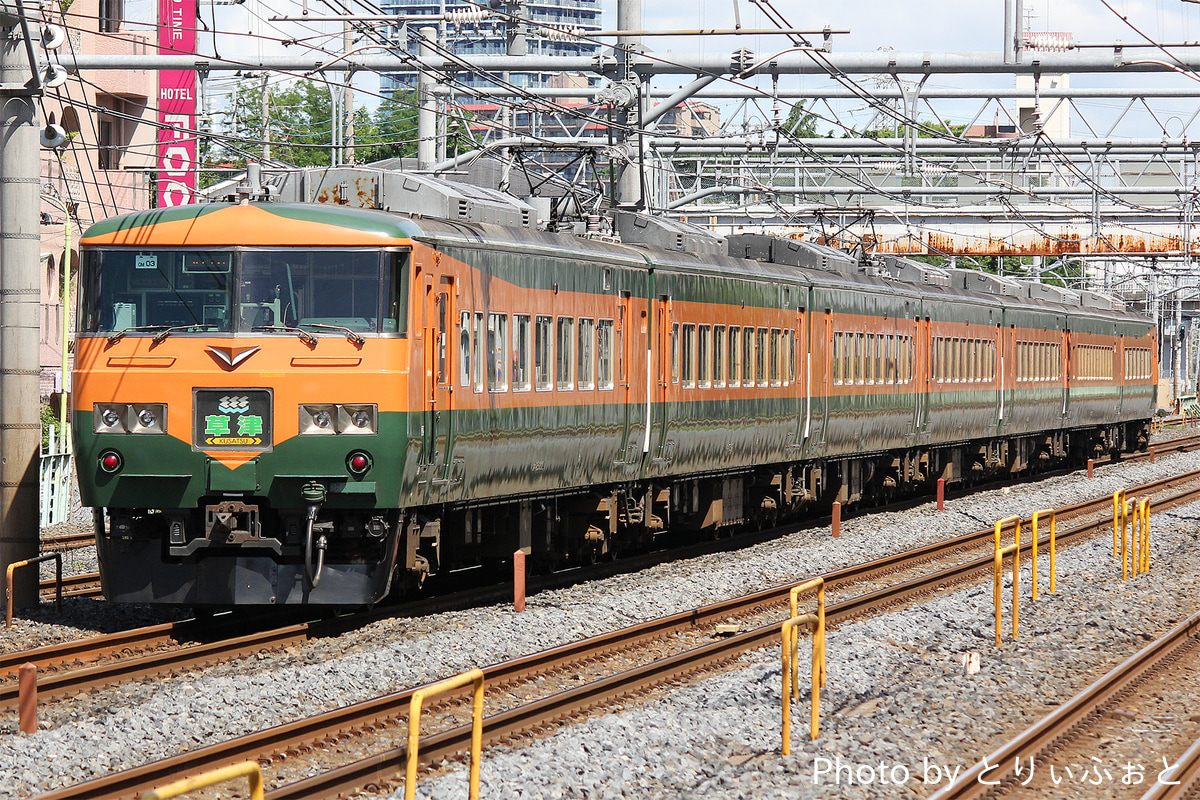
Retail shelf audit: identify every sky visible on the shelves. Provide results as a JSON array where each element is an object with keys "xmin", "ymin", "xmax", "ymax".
[{"xmin": 119, "ymin": 0, "xmax": 1200, "ymax": 134}]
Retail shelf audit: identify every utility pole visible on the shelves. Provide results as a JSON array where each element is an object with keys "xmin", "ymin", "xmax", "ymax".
[
  {"xmin": 343, "ymin": 21, "xmax": 353, "ymax": 164},
  {"xmin": 261, "ymin": 71, "xmax": 270, "ymax": 160},
  {"xmin": 417, "ymin": 25, "xmax": 436, "ymax": 169},
  {"xmin": 615, "ymin": 0, "xmax": 644, "ymax": 208},
  {"xmin": 0, "ymin": 5, "xmax": 47, "ymax": 610}
]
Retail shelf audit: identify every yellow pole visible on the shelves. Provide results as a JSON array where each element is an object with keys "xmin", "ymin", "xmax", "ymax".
[
  {"xmin": 1031, "ymin": 512, "xmax": 1040, "ymax": 601},
  {"xmin": 141, "ymin": 761, "xmax": 264, "ymax": 800},
  {"xmin": 1141, "ymin": 499, "xmax": 1151, "ymax": 572},
  {"xmin": 1121, "ymin": 499, "xmax": 1131, "ymax": 580},
  {"xmin": 1049, "ymin": 511, "xmax": 1057, "ymax": 594},
  {"xmin": 1112, "ymin": 490, "xmax": 1123, "ymax": 557},
  {"xmin": 60, "ymin": 209, "xmax": 70, "ymax": 437},
  {"xmin": 993, "ymin": 548, "xmax": 1003, "ymax": 647}
]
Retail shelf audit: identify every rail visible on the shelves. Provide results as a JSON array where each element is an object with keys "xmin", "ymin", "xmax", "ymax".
[
  {"xmin": 929, "ymin": 609, "xmax": 1200, "ymax": 800},
  {"xmin": 28, "ymin": 471, "xmax": 1200, "ymax": 800},
  {"xmin": 6, "ymin": 553, "xmax": 61, "ymax": 627}
]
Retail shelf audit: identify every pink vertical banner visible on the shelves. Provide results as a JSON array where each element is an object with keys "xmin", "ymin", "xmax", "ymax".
[{"xmin": 157, "ymin": 0, "xmax": 196, "ymax": 206}]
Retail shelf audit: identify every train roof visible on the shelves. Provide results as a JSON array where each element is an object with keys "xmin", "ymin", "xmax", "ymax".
[
  {"xmin": 80, "ymin": 201, "xmax": 1151, "ymax": 328},
  {"xmin": 80, "ymin": 203, "xmax": 424, "ymax": 247}
]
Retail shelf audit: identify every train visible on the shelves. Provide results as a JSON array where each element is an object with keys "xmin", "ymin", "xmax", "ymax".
[{"xmin": 72, "ymin": 168, "xmax": 1157, "ymax": 606}]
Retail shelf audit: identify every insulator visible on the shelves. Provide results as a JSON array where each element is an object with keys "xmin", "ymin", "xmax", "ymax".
[
  {"xmin": 41, "ymin": 24, "xmax": 66, "ymax": 51},
  {"xmin": 1023, "ymin": 31, "xmax": 1072, "ymax": 52},
  {"xmin": 445, "ymin": 8, "xmax": 490, "ymax": 23},
  {"xmin": 543, "ymin": 26, "xmax": 583, "ymax": 41},
  {"xmin": 40, "ymin": 123, "xmax": 68, "ymax": 149},
  {"xmin": 43, "ymin": 63, "xmax": 68, "ymax": 88}
]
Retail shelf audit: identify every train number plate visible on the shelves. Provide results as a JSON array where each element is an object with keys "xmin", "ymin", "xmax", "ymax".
[{"xmin": 194, "ymin": 389, "xmax": 273, "ymax": 451}]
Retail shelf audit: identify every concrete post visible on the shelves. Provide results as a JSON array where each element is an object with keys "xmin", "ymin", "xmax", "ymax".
[
  {"xmin": 0, "ymin": 18, "xmax": 44, "ymax": 610},
  {"xmin": 343, "ymin": 22, "xmax": 354, "ymax": 165},
  {"xmin": 417, "ymin": 26, "xmax": 436, "ymax": 170},
  {"xmin": 615, "ymin": 0, "xmax": 643, "ymax": 208}
]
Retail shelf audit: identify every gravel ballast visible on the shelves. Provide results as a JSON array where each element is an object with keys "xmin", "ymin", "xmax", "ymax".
[{"xmin": 3, "ymin": 451, "xmax": 1200, "ymax": 799}]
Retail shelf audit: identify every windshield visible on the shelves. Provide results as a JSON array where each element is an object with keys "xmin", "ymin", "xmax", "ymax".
[{"xmin": 80, "ymin": 248, "xmax": 408, "ymax": 336}]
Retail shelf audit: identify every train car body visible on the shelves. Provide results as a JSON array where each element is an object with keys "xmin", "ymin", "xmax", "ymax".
[{"xmin": 73, "ymin": 194, "xmax": 1155, "ymax": 606}]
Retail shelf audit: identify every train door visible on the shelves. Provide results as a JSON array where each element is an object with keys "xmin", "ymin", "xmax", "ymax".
[
  {"xmin": 913, "ymin": 315, "xmax": 930, "ymax": 438},
  {"xmin": 613, "ymin": 290, "xmax": 641, "ymax": 466},
  {"xmin": 812, "ymin": 308, "xmax": 831, "ymax": 446},
  {"xmin": 1061, "ymin": 328, "xmax": 1071, "ymax": 420},
  {"xmin": 1001, "ymin": 324, "xmax": 1015, "ymax": 432},
  {"xmin": 650, "ymin": 294, "xmax": 674, "ymax": 465},
  {"xmin": 1115, "ymin": 333, "xmax": 1125, "ymax": 417},
  {"xmin": 794, "ymin": 307, "xmax": 810, "ymax": 446},
  {"xmin": 422, "ymin": 277, "xmax": 455, "ymax": 481},
  {"xmin": 995, "ymin": 323, "xmax": 1005, "ymax": 426}
]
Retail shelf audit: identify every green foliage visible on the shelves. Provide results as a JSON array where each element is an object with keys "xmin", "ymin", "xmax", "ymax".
[
  {"xmin": 854, "ymin": 118, "xmax": 968, "ymax": 139},
  {"xmin": 899, "ymin": 254, "xmax": 1085, "ymax": 287},
  {"xmin": 206, "ymin": 80, "xmax": 423, "ymax": 173},
  {"xmin": 41, "ymin": 402, "xmax": 58, "ymax": 450},
  {"xmin": 782, "ymin": 101, "xmax": 821, "ymax": 138}
]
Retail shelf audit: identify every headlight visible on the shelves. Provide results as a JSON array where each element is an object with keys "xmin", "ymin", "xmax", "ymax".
[
  {"xmin": 94, "ymin": 403, "xmax": 167, "ymax": 434},
  {"xmin": 299, "ymin": 404, "xmax": 339, "ymax": 435},
  {"xmin": 129, "ymin": 404, "xmax": 166, "ymax": 434},
  {"xmin": 299, "ymin": 404, "xmax": 377, "ymax": 435},
  {"xmin": 339, "ymin": 404, "xmax": 377, "ymax": 435},
  {"xmin": 95, "ymin": 404, "xmax": 125, "ymax": 433}
]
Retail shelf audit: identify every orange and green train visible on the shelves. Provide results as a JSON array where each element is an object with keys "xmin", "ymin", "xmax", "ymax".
[{"xmin": 75, "ymin": 202, "xmax": 1156, "ymax": 606}]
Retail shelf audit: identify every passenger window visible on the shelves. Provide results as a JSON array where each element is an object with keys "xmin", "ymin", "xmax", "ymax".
[
  {"xmin": 578, "ymin": 318, "xmax": 595, "ymax": 390},
  {"xmin": 534, "ymin": 315, "xmax": 552, "ymax": 390},
  {"xmin": 487, "ymin": 313, "xmax": 508, "ymax": 392},
  {"xmin": 671, "ymin": 323, "xmax": 680, "ymax": 385},
  {"xmin": 729, "ymin": 326, "xmax": 741, "ymax": 388},
  {"xmin": 597, "ymin": 319, "xmax": 614, "ymax": 390},
  {"xmin": 757, "ymin": 328, "xmax": 768, "ymax": 387},
  {"xmin": 770, "ymin": 328, "xmax": 781, "ymax": 387},
  {"xmin": 459, "ymin": 311, "xmax": 471, "ymax": 388},
  {"xmin": 681, "ymin": 323, "xmax": 696, "ymax": 388},
  {"xmin": 557, "ymin": 317, "xmax": 574, "ymax": 390},
  {"xmin": 713, "ymin": 325, "xmax": 726, "ymax": 388},
  {"xmin": 473, "ymin": 312, "xmax": 486, "ymax": 393},
  {"xmin": 513, "ymin": 315, "xmax": 531, "ymax": 392},
  {"xmin": 742, "ymin": 327, "xmax": 754, "ymax": 385}
]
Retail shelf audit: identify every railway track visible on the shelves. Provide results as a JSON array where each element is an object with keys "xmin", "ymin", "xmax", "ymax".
[
  {"xmin": 928, "ymin": 608, "xmax": 1200, "ymax": 800},
  {"xmin": 32, "ymin": 469, "xmax": 1200, "ymax": 800},
  {"xmin": 9, "ymin": 462, "xmax": 1194, "ymax": 707},
  {"xmin": 39, "ymin": 531, "xmax": 96, "ymax": 551},
  {"xmin": 39, "ymin": 572, "xmax": 101, "ymax": 599}
]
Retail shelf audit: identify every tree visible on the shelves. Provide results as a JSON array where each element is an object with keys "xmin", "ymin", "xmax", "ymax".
[{"xmin": 782, "ymin": 101, "xmax": 821, "ymax": 138}]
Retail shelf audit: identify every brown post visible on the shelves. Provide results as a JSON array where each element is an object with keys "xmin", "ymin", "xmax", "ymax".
[
  {"xmin": 1087, "ymin": 458, "xmax": 1094, "ymax": 478},
  {"xmin": 936, "ymin": 478, "xmax": 945, "ymax": 511},
  {"xmin": 1150, "ymin": 447, "xmax": 1156, "ymax": 463},
  {"xmin": 831, "ymin": 501, "xmax": 841, "ymax": 538},
  {"xmin": 513, "ymin": 550, "xmax": 525, "ymax": 612},
  {"xmin": 18, "ymin": 663, "xmax": 35, "ymax": 734}
]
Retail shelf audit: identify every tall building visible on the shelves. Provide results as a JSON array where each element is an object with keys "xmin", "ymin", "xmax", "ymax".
[{"xmin": 379, "ymin": 0, "xmax": 602, "ymax": 95}]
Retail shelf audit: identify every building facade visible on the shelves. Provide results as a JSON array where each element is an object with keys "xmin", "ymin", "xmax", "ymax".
[{"xmin": 39, "ymin": 0, "xmax": 154, "ymax": 399}]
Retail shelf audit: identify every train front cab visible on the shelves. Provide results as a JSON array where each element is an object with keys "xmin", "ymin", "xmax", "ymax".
[{"xmin": 73, "ymin": 204, "xmax": 421, "ymax": 606}]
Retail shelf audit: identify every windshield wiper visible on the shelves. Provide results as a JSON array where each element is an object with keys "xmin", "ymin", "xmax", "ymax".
[
  {"xmin": 302, "ymin": 323, "xmax": 366, "ymax": 347},
  {"xmin": 152, "ymin": 325, "xmax": 214, "ymax": 344},
  {"xmin": 253, "ymin": 325, "xmax": 318, "ymax": 346},
  {"xmin": 107, "ymin": 325, "xmax": 169, "ymax": 345}
]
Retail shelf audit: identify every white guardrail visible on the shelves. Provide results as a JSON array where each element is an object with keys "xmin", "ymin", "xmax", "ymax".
[{"xmin": 40, "ymin": 426, "xmax": 77, "ymax": 527}]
